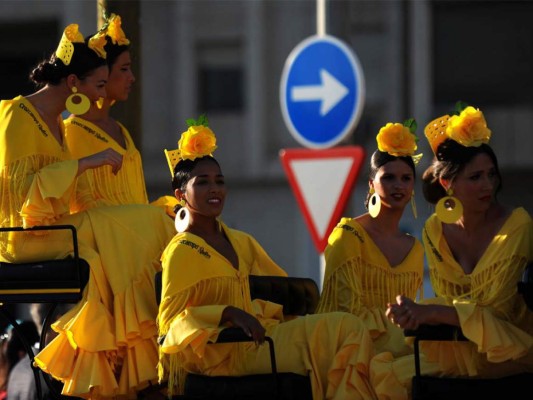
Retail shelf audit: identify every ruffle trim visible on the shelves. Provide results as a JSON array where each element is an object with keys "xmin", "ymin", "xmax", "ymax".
[{"xmin": 35, "ymin": 262, "xmax": 160, "ymax": 397}]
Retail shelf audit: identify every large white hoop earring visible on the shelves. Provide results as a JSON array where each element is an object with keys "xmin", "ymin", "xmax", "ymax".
[
  {"xmin": 174, "ymin": 201, "xmax": 190, "ymax": 233},
  {"xmin": 368, "ymin": 188, "xmax": 381, "ymax": 218}
]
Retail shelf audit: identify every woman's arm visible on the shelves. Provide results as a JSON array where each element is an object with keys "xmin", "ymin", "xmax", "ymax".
[
  {"xmin": 220, "ymin": 305, "xmax": 266, "ymax": 344},
  {"xmin": 387, "ymin": 295, "xmax": 460, "ymax": 331}
]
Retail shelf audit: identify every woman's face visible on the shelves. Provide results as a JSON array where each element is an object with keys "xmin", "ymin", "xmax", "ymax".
[
  {"xmin": 450, "ymin": 153, "xmax": 498, "ymax": 213},
  {"xmin": 106, "ymin": 51, "xmax": 135, "ymax": 102},
  {"xmin": 180, "ymin": 159, "xmax": 226, "ymax": 219},
  {"xmin": 371, "ymin": 159, "xmax": 414, "ymax": 212},
  {"xmin": 76, "ymin": 65, "xmax": 109, "ymax": 104}
]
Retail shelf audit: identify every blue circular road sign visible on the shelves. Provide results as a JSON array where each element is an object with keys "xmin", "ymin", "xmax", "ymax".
[{"xmin": 280, "ymin": 35, "xmax": 365, "ymax": 149}]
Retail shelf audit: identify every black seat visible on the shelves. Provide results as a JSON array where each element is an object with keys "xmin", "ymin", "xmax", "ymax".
[
  {"xmin": 0, "ymin": 225, "xmax": 90, "ymax": 400},
  {"xmin": 155, "ymin": 272, "xmax": 318, "ymax": 399}
]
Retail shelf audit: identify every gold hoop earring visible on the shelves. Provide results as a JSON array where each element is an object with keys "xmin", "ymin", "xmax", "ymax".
[
  {"xmin": 368, "ymin": 187, "xmax": 381, "ymax": 218},
  {"xmin": 65, "ymin": 86, "xmax": 90, "ymax": 115},
  {"xmin": 411, "ymin": 190, "xmax": 417, "ymax": 219},
  {"xmin": 435, "ymin": 188, "xmax": 463, "ymax": 224},
  {"xmin": 175, "ymin": 200, "xmax": 190, "ymax": 233}
]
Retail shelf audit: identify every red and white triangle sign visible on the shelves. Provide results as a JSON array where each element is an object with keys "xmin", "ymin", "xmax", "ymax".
[{"xmin": 280, "ymin": 146, "xmax": 366, "ymax": 253}]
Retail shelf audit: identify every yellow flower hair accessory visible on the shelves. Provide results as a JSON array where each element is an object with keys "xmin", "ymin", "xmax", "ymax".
[
  {"xmin": 88, "ymin": 31, "xmax": 108, "ymax": 59},
  {"xmin": 87, "ymin": 11, "xmax": 130, "ymax": 59},
  {"xmin": 376, "ymin": 118, "xmax": 423, "ymax": 164},
  {"xmin": 424, "ymin": 102, "xmax": 491, "ymax": 156},
  {"xmin": 105, "ymin": 13, "xmax": 130, "ymax": 46},
  {"xmin": 55, "ymin": 24, "xmax": 85, "ymax": 66},
  {"xmin": 164, "ymin": 115, "xmax": 218, "ymax": 176},
  {"xmin": 446, "ymin": 105, "xmax": 491, "ymax": 148}
]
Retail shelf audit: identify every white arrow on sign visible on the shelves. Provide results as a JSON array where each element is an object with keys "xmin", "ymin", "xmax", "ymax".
[{"xmin": 290, "ymin": 69, "xmax": 348, "ymax": 116}]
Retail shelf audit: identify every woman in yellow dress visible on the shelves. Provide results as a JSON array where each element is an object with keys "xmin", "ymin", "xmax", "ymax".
[
  {"xmin": 316, "ymin": 120, "xmax": 424, "ymax": 358},
  {"xmin": 64, "ymin": 13, "xmax": 177, "ymax": 216},
  {"xmin": 371, "ymin": 104, "xmax": 533, "ymax": 399},
  {"xmin": 0, "ymin": 24, "xmax": 174, "ymax": 398},
  {"xmin": 158, "ymin": 116, "xmax": 377, "ymax": 399}
]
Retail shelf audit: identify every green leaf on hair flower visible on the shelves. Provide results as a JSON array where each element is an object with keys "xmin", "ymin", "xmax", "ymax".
[
  {"xmin": 453, "ymin": 101, "xmax": 470, "ymax": 115},
  {"xmin": 403, "ymin": 118, "xmax": 418, "ymax": 135},
  {"xmin": 197, "ymin": 114, "xmax": 209, "ymax": 127},
  {"xmin": 186, "ymin": 114, "xmax": 209, "ymax": 127}
]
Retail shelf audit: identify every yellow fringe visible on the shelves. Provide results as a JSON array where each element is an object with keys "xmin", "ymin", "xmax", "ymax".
[
  {"xmin": 317, "ymin": 256, "xmax": 423, "ymax": 314},
  {"xmin": 0, "ymin": 154, "xmax": 63, "ymax": 260},
  {"xmin": 430, "ymin": 255, "xmax": 527, "ymax": 308}
]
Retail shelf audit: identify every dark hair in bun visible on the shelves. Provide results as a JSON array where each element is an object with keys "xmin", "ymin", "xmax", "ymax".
[{"xmin": 29, "ymin": 42, "xmax": 107, "ymax": 87}]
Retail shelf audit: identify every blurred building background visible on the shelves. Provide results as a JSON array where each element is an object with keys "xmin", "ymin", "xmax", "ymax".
[{"xmin": 1, "ymin": 0, "xmax": 532, "ymax": 294}]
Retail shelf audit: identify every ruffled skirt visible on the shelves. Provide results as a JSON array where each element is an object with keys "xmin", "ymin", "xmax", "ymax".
[{"xmin": 33, "ymin": 205, "xmax": 174, "ymax": 399}]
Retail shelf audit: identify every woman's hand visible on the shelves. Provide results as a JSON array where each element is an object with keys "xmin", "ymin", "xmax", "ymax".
[
  {"xmin": 221, "ymin": 306, "xmax": 266, "ymax": 345},
  {"xmin": 78, "ymin": 148, "xmax": 123, "ymax": 176},
  {"xmin": 386, "ymin": 295, "xmax": 426, "ymax": 331},
  {"xmin": 386, "ymin": 295, "xmax": 460, "ymax": 330}
]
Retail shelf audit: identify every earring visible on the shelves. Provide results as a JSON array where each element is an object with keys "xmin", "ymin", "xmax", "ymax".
[
  {"xmin": 174, "ymin": 199, "xmax": 190, "ymax": 233},
  {"xmin": 435, "ymin": 188, "xmax": 463, "ymax": 224},
  {"xmin": 65, "ymin": 86, "xmax": 90, "ymax": 115},
  {"xmin": 368, "ymin": 187, "xmax": 381, "ymax": 218},
  {"xmin": 96, "ymin": 97, "xmax": 105, "ymax": 110},
  {"xmin": 411, "ymin": 190, "xmax": 417, "ymax": 219}
]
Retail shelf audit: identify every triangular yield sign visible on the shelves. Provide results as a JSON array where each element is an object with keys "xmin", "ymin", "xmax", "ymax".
[{"xmin": 280, "ymin": 146, "xmax": 366, "ymax": 253}]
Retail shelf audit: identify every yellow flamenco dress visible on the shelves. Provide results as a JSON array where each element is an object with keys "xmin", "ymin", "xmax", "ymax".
[
  {"xmin": 158, "ymin": 221, "xmax": 377, "ymax": 400},
  {"xmin": 0, "ymin": 96, "xmax": 175, "ymax": 399},
  {"xmin": 64, "ymin": 115, "xmax": 178, "ymax": 216},
  {"xmin": 370, "ymin": 210, "xmax": 533, "ymax": 399},
  {"xmin": 317, "ymin": 218, "xmax": 424, "ymax": 357}
]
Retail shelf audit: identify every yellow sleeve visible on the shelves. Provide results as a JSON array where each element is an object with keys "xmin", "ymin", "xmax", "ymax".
[
  {"xmin": 455, "ymin": 300, "xmax": 533, "ymax": 362},
  {"xmin": 16, "ymin": 158, "xmax": 79, "ymax": 227},
  {"xmin": 70, "ymin": 172, "xmax": 105, "ymax": 213},
  {"xmin": 159, "ymin": 284, "xmax": 226, "ymax": 356}
]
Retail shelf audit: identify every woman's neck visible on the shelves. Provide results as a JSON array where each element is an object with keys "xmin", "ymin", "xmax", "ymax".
[
  {"xmin": 26, "ymin": 85, "xmax": 67, "ymax": 118},
  {"xmin": 187, "ymin": 217, "xmax": 220, "ymax": 238},
  {"xmin": 454, "ymin": 203, "xmax": 504, "ymax": 233},
  {"xmin": 359, "ymin": 208, "xmax": 404, "ymax": 236},
  {"xmin": 81, "ymin": 101, "xmax": 111, "ymax": 122}
]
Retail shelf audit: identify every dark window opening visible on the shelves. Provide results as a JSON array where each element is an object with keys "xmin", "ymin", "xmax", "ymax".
[
  {"xmin": 198, "ymin": 67, "xmax": 244, "ymax": 112},
  {"xmin": 0, "ymin": 20, "xmax": 59, "ymax": 99},
  {"xmin": 432, "ymin": 1, "xmax": 533, "ymax": 106}
]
